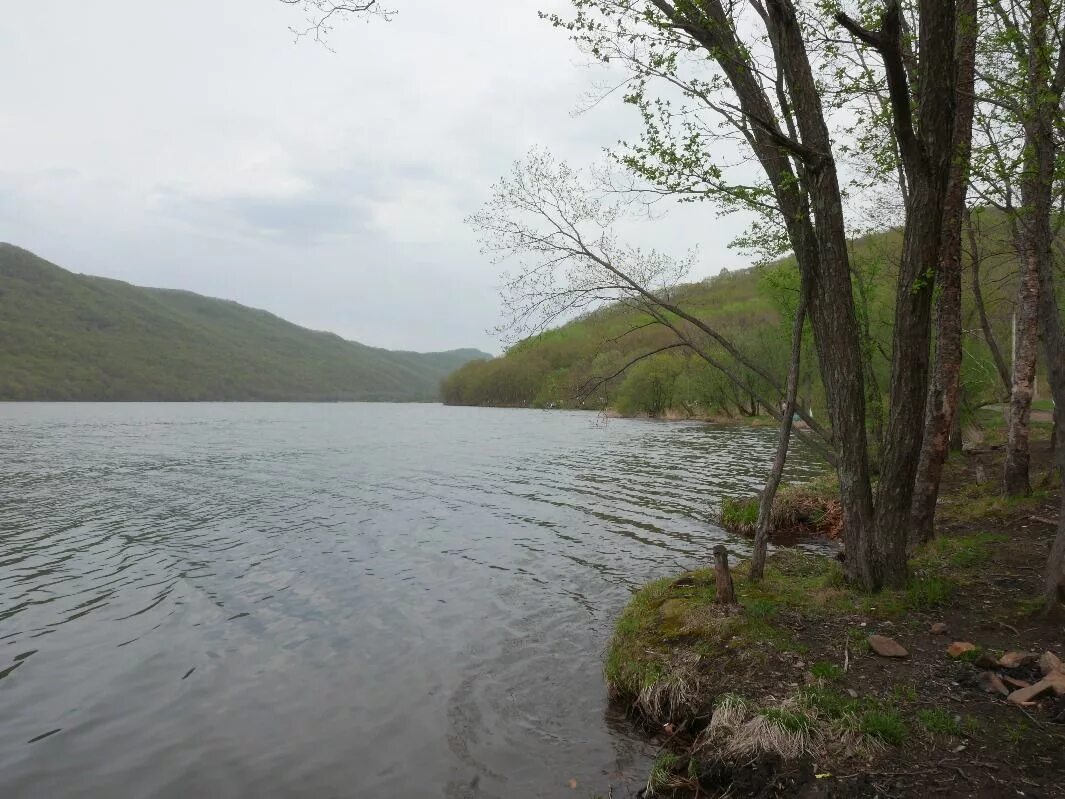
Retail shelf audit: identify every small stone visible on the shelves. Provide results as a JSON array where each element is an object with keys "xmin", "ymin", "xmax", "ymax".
[
  {"xmin": 998, "ymin": 651, "xmax": 1039, "ymax": 669},
  {"xmin": 947, "ymin": 641, "xmax": 977, "ymax": 658},
  {"xmin": 868, "ymin": 634, "xmax": 909, "ymax": 658},
  {"xmin": 975, "ymin": 671, "xmax": 1010, "ymax": 697},
  {"xmin": 930, "ymin": 622, "xmax": 949, "ymax": 635},
  {"xmin": 1039, "ymin": 651, "xmax": 1064, "ymax": 676},
  {"xmin": 974, "ymin": 653, "xmax": 1000, "ymax": 670},
  {"xmin": 846, "ymin": 688, "xmax": 859, "ymax": 699}
]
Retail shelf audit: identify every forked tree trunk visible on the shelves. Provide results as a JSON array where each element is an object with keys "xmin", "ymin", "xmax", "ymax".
[
  {"xmin": 764, "ymin": 0, "xmax": 878, "ymax": 591},
  {"xmin": 1004, "ymin": 254, "xmax": 1041, "ymax": 496},
  {"xmin": 910, "ymin": 0, "xmax": 977, "ymax": 546},
  {"xmin": 751, "ymin": 287, "xmax": 809, "ymax": 581},
  {"xmin": 839, "ymin": 0, "xmax": 959, "ymax": 587}
]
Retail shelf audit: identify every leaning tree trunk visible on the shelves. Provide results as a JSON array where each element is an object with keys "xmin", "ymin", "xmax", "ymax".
[
  {"xmin": 681, "ymin": 0, "xmax": 878, "ymax": 589},
  {"xmin": 910, "ymin": 0, "xmax": 977, "ymax": 546},
  {"xmin": 751, "ymin": 284, "xmax": 809, "ymax": 581},
  {"xmin": 764, "ymin": 0, "xmax": 878, "ymax": 590},
  {"xmin": 1003, "ymin": 252, "xmax": 1041, "ymax": 497}
]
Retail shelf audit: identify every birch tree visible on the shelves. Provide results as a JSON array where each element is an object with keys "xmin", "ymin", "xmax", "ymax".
[{"xmin": 988, "ymin": 0, "xmax": 1065, "ymax": 608}]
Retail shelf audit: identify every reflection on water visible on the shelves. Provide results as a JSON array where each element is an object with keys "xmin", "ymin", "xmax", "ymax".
[{"xmin": 0, "ymin": 403, "xmax": 820, "ymax": 798}]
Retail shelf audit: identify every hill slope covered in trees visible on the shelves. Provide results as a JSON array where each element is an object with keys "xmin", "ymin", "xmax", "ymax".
[
  {"xmin": 0, "ymin": 244, "xmax": 488, "ymax": 401},
  {"xmin": 443, "ymin": 215, "xmax": 1025, "ymax": 425}
]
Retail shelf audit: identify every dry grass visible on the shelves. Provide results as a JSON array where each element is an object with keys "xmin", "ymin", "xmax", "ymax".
[
  {"xmin": 633, "ymin": 652, "xmax": 705, "ymax": 722},
  {"xmin": 718, "ymin": 473, "xmax": 842, "ymax": 540}
]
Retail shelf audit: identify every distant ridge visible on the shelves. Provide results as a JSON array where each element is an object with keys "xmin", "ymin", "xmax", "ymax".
[{"xmin": 0, "ymin": 244, "xmax": 490, "ymax": 401}]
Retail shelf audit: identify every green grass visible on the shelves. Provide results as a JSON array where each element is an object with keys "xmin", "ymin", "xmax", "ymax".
[
  {"xmin": 762, "ymin": 706, "xmax": 815, "ymax": 734},
  {"xmin": 942, "ymin": 479, "xmax": 1052, "ymax": 523},
  {"xmin": 951, "ymin": 646, "xmax": 987, "ymax": 663},
  {"xmin": 605, "ymin": 531, "xmax": 1010, "ymax": 703},
  {"xmin": 810, "ymin": 661, "xmax": 844, "ymax": 682},
  {"xmin": 744, "ymin": 597, "xmax": 780, "ymax": 620},
  {"xmin": 917, "ymin": 708, "xmax": 962, "ymax": 737},
  {"xmin": 798, "ymin": 685, "xmax": 908, "ymax": 746},
  {"xmin": 720, "ymin": 496, "xmax": 759, "ymax": 535},
  {"xmin": 646, "ymin": 751, "xmax": 682, "ymax": 795},
  {"xmin": 604, "ymin": 577, "xmax": 673, "ymax": 696},
  {"xmin": 860, "ymin": 710, "xmax": 908, "ymax": 745}
]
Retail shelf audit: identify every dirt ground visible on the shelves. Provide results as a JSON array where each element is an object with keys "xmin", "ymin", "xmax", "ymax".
[{"xmin": 621, "ymin": 442, "xmax": 1065, "ymax": 798}]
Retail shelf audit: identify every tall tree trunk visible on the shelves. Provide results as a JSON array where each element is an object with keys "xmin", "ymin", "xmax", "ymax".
[
  {"xmin": 1018, "ymin": 0, "xmax": 1065, "ymax": 610},
  {"xmin": 969, "ymin": 214, "xmax": 1013, "ymax": 397},
  {"xmin": 767, "ymin": 0, "xmax": 878, "ymax": 590},
  {"xmin": 751, "ymin": 282, "xmax": 809, "ymax": 582},
  {"xmin": 839, "ymin": 0, "xmax": 959, "ymax": 587},
  {"xmin": 910, "ymin": 0, "xmax": 977, "ymax": 546},
  {"xmin": 1004, "ymin": 254, "xmax": 1041, "ymax": 496},
  {"xmin": 677, "ymin": 0, "xmax": 878, "ymax": 590}
]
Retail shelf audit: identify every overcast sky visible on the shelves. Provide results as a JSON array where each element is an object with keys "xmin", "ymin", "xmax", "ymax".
[{"xmin": 0, "ymin": 1, "xmax": 752, "ymax": 353}]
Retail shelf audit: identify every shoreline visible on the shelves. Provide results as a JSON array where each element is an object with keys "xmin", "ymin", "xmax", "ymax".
[
  {"xmin": 601, "ymin": 439, "xmax": 1065, "ymax": 798},
  {"xmin": 444, "ymin": 401, "xmax": 783, "ymax": 427}
]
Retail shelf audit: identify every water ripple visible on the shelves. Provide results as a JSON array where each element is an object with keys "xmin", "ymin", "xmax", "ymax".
[{"xmin": 0, "ymin": 403, "xmax": 821, "ymax": 798}]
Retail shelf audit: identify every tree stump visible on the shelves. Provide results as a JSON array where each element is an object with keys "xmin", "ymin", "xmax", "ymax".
[{"xmin": 713, "ymin": 545, "xmax": 737, "ymax": 605}]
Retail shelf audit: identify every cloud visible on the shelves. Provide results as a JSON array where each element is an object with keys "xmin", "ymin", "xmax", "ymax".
[{"xmin": 0, "ymin": 0, "xmax": 751, "ymax": 353}]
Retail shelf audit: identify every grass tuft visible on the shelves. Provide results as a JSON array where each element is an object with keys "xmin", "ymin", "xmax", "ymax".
[
  {"xmin": 917, "ymin": 708, "xmax": 961, "ymax": 737},
  {"xmin": 810, "ymin": 661, "xmax": 844, "ymax": 682}
]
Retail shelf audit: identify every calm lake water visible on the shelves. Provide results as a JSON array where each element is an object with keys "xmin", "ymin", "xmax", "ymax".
[{"xmin": 0, "ymin": 403, "xmax": 821, "ymax": 798}]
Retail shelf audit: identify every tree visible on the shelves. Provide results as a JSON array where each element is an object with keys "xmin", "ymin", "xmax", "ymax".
[
  {"xmin": 966, "ymin": 209, "xmax": 1014, "ymax": 399},
  {"xmin": 750, "ymin": 275, "xmax": 808, "ymax": 581},
  {"xmin": 469, "ymin": 148, "xmax": 838, "ymax": 469},
  {"xmin": 278, "ymin": 0, "xmax": 392, "ymax": 42},
  {"xmin": 968, "ymin": 0, "xmax": 1056, "ymax": 497},
  {"xmin": 996, "ymin": 0, "xmax": 1065, "ymax": 607},
  {"xmin": 534, "ymin": 0, "xmax": 969, "ymax": 590},
  {"xmin": 907, "ymin": 0, "xmax": 978, "ymax": 544}
]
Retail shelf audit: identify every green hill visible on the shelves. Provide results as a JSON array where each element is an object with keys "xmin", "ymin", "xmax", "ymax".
[
  {"xmin": 442, "ymin": 215, "xmax": 1022, "ymax": 421},
  {"xmin": 0, "ymin": 244, "xmax": 489, "ymax": 401}
]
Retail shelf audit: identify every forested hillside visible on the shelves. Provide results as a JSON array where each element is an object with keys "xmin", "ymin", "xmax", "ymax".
[
  {"xmin": 0, "ymin": 244, "xmax": 488, "ymax": 401},
  {"xmin": 443, "ymin": 214, "xmax": 1025, "ymax": 424}
]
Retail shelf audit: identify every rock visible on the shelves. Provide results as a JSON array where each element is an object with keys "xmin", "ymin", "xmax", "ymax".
[
  {"xmin": 975, "ymin": 671, "xmax": 1010, "ymax": 697},
  {"xmin": 868, "ymin": 635, "xmax": 909, "ymax": 658},
  {"xmin": 1039, "ymin": 651, "xmax": 1064, "ymax": 676},
  {"xmin": 998, "ymin": 651, "xmax": 1039, "ymax": 669},
  {"xmin": 1007, "ymin": 673, "xmax": 1065, "ymax": 705},
  {"xmin": 846, "ymin": 688, "xmax": 859, "ymax": 699},
  {"xmin": 947, "ymin": 641, "xmax": 977, "ymax": 658},
  {"xmin": 974, "ymin": 652, "xmax": 1000, "ymax": 670},
  {"xmin": 1003, "ymin": 676, "xmax": 1032, "ymax": 690},
  {"xmin": 930, "ymin": 622, "xmax": 949, "ymax": 635}
]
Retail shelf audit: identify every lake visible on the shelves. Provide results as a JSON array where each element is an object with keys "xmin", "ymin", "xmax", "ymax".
[{"xmin": 0, "ymin": 403, "xmax": 821, "ymax": 798}]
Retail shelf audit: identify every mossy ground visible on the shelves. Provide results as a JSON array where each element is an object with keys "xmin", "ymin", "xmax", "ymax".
[{"xmin": 605, "ymin": 442, "xmax": 1065, "ymax": 798}]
